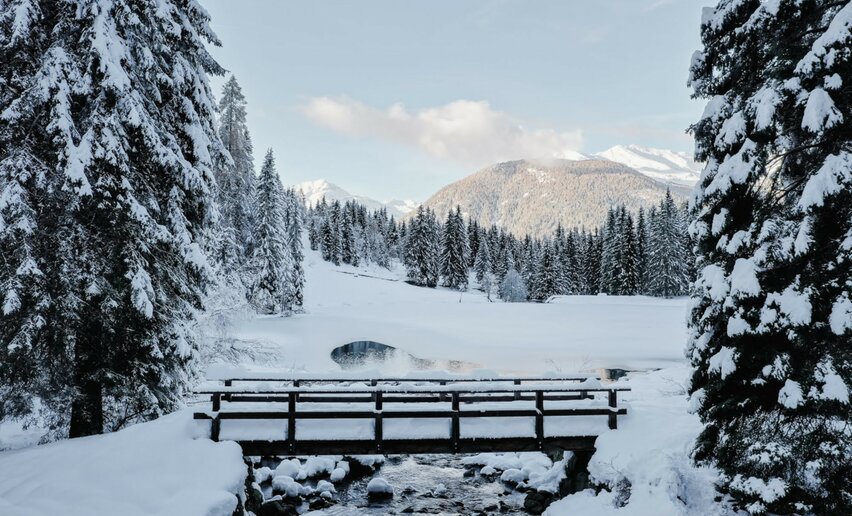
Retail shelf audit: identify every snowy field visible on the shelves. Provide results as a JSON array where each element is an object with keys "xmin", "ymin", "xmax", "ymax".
[
  {"xmin": 0, "ymin": 253, "xmax": 718, "ymax": 516},
  {"xmin": 218, "ymin": 253, "xmax": 689, "ymax": 377}
]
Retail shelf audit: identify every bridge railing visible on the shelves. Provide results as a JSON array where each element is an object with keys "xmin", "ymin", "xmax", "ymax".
[{"xmin": 193, "ymin": 378, "xmax": 630, "ymax": 455}]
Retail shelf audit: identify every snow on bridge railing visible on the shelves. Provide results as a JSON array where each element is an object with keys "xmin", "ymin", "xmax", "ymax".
[
  {"xmin": 193, "ymin": 376, "xmax": 630, "ymax": 456},
  {"xmin": 202, "ymin": 371, "xmax": 600, "ymax": 385}
]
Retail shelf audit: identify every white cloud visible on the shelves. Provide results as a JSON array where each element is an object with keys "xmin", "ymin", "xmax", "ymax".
[{"xmin": 300, "ymin": 97, "xmax": 585, "ymax": 166}]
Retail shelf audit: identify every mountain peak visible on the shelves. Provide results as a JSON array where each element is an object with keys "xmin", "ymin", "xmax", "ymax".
[
  {"xmin": 294, "ymin": 179, "xmax": 418, "ymax": 218},
  {"xmin": 595, "ymin": 145, "xmax": 701, "ymax": 186}
]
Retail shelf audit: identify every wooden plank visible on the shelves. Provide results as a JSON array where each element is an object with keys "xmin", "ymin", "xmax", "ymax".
[
  {"xmin": 209, "ymin": 375, "xmax": 598, "ymax": 384},
  {"xmin": 195, "ymin": 386, "xmax": 631, "ymax": 395},
  {"xmin": 196, "ymin": 407, "xmax": 625, "ymax": 420},
  {"xmin": 217, "ymin": 393, "xmax": 591, "ymax": 405},
  {"xmin": 236, "ymin": 436, "xmax": 598, "ymax": 456}
]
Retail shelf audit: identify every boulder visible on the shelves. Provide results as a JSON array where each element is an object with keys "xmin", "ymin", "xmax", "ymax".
[
  {"xmin": 523, "ymin": 491, "xmax": 555, "ymax": 515},
  {"xmin": 366, "ymin": 477, "xmax": 394, "ymax": 501},
  {"xmin": 257, "ymin": 499, "xmax": 298, "ymax": 516}
]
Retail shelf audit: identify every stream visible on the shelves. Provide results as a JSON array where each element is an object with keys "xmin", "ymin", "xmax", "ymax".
[{"xmin": 259, "ymin": 454, "xmax": 529, "ymax": 515}]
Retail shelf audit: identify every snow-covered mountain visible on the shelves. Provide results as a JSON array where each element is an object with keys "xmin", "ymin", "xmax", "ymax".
[
  {"xmin": 595, "ymin": 145, "xmax": 702, "ymax": 186},
  {"xmin": 294, "ymin": 179, "xmax": 418, "ymax": 218},
  {"xmin": 419, "ymin": 158, "xmax": 691, "ymax": 238}
]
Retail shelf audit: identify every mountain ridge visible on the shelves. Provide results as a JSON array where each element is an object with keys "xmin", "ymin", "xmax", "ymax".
[
  {"xmin": 419, "ymin": 158, "xmax": 691, "ymax": 237},
  {"xmin": 294, "ymin": 179, "xmax": 418, "ymax": 218}
]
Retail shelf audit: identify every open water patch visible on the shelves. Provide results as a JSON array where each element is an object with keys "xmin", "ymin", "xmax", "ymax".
[{"xmin": 330, "ymin": 341, "xmax": 478, "ymax": 372}]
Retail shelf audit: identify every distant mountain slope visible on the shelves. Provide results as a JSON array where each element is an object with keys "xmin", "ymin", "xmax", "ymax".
[
  {"xmin": 595, "ymin": 145, "xmax": 702, "ymax": 186},
  {"xmin": 294, "ymin": 179, "xmax": 417, "ymax": 218},
  {"xmin": 420, "ymin": 159, "xmax": 691, "ymax": 237}
]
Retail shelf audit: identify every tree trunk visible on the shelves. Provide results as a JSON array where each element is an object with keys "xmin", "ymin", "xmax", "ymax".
[
  {"xmin": 69, "ymin": 378, "xmax": 104, "ymax": 438},
  {"xmin": 69, "ymin": 340, "xmax": 104, "ymax": 438}
]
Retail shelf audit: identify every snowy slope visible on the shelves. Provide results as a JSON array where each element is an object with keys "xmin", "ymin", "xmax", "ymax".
[
  {"xmin": 596, "ymin": 145, "xmax": 702, "ymax": 187},
  {"xmin": 295, "ymin": 179, "xmax": 418, "ymax": 218},
  {"xmin": 0, "ymin": 412, "xmax": 246, "ymax": 516},
  {"xmin": 544, "ymin": 366, "xmax": 722, "ymax": 516},
  {"xmin": 219, "ymin": 251, "xmax": 689, "ymax": 376}
]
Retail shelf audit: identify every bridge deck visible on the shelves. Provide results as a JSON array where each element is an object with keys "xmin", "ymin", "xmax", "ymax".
[{"xmin": 193, "ymin": 377, "xmax": 629, "ymax": 456}]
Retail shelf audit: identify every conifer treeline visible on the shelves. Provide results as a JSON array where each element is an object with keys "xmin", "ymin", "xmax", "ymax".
[
  {"xmin": 307, "ymin": 189, "xmax": 692, "ymax": 301},
  {"xmin": 210, "ymin": 77, "xmax": 305, "ymax": 317}
]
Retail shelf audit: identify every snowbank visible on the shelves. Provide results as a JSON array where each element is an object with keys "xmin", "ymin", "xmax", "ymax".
[
  {"xmin": 0, "ymin": 411, "xmax": 246, "ymax": 516},
  {"xmin": 544, "ymin": 366, "xmax": 722, "ymax": 516}
]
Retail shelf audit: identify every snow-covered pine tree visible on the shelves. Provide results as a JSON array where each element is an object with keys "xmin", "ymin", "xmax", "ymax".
[
  {"xmin": 308, "ymin": 214, "xmax": 321, "ymax": 252},
  {"xmin": 680, "ymin": 200, "xmax": 698, "ymax": 285},
  {"xmin": 635, "ymin": 207, "xmax": 649, "ymax": 294},
  {"xmin": 492, "ymin": 231, "xmax": 511, "ymax": 282},
  {"xmin": 247, "ymin": 150, "xmax": 291, "ymax": 314},
  {"xmin": 386, "ymin": 216, "xmax": 401, "ymax": 261},
  {"xmin": 282, "ymin": 188, "xmax": 304, "ymax": 311},
  {"xmin": 583, "ymin": 230, "xmax": 603, "ymax": 294},
  {"xmin": 599, "ymin": 208, "xmax": 620, "ymax": 294},
  {"xmin": 530, "ymin": 241, "xmax": 563, "ymax": 302},
  {"xmin": 688, "ymin": 2, "xmax": 851, "ymax": 513},
  {"xmin": 440, "ymin": 206, "xmax": 469, "ymax": 290},
  {"xmin": 521, "ymin": 237, "xmax": 539, "ymax": 287},
  {"xmin": 215, "ymin": 75, "xmax": 256, "ymax": 267},
  {"xmin": 553, "ymin": 225, "xmax": 569, "ymax": 295},
  {"xmin": 616, "ymin": 208, "xmax": 639, "ymax": 295},
  {"xmin": 473, "ymin": 234, "xmax": 493, "ymax": 286},
  {"xmin": 321, "ymin": 201, "xmax": 341, "ymax": 265},
  {"xmin": 562, "ymin": 229, "xmax": 582, "ymax": 294},
  {"xmin": 467, "ymin": 219, "xmax": 481, "ymax": 267},
  {"xmin": 0, "ymin": 0, "xmax": 225, "ymax": 437},
  {"xmin": 340, "ymin": 202, "xmax": 359, "ymax": 266},
  {"xmin": 405, "ymin": 206, "xmax": 440, "ymax": 287},
  {"xmin": 648, "ymin": 189, "xmax": 688, "ymax": 298},
  {"xmin": 499, "ymin": 267, "xmax": 528, "ymax": 303}
]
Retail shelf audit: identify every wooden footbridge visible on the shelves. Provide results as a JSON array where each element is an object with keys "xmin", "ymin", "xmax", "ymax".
[{"xmin": 193, "ymin": 375, "xmax": 629, "ymax": 456}]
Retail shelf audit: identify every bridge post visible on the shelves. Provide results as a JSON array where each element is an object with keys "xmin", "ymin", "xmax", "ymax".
[
  {"xmin": 535, "ymin": 391, "xmax": 544, "ymax": 445},
  {"xmin": 451, "ymin": 392, "xmax": 460, "ymax": 453},
  {"xmin": 288, "ymin": 392, "xmax": 296, "ymax": 454},
  {"xmin": 374, "ymin": 392, "xmax": 383, "ymax": 453},
  {"xmin": 514, "ymin": 379, "xmax": 521, "ymax": 400},
  {"xmin": 212, "ymin": 392, "xmax": 221, "ymax": 412},
  {"xmin": 224, "ymin": 380, "xmax": 232, "ymax": 387},
  {"xmin": 293, "ymin": 380, "xmax": 300, "ymax": 402},
  {"xmin": 223, "ymin": 380, "xmax": 232, "ymax": 403},
  {"xmin": 211, "ymin": 416, "xmax": 220, "ymax": 442},
  {"xmin": 608, "ymin": 390, "xmax": 618, "ymax": 430}
]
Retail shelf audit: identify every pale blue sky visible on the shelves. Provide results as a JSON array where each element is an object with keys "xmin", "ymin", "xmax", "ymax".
[{"xmin": 204, "ymin": 0, "xmax": 712, "ymax": 201}]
